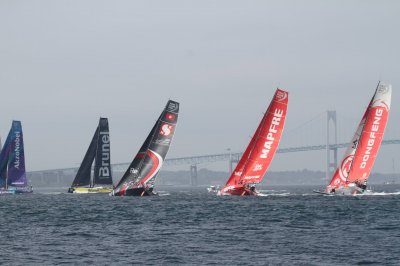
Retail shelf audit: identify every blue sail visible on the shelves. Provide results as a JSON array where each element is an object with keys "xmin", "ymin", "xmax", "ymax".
[
  {"xmin": 7, "ymin": 121, "xmax": 27, "ymax": 187},
  {"xmin": 0, "ymin": 121, "xmax": 28, "ymax": 190}
]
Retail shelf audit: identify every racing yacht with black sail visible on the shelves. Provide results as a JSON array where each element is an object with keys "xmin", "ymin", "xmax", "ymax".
[
  {"xmin": 68, "ymin": 118, "xmax": 113, "ymax": 193},
  {"xmin": 0, "ymin": 121, "xmax": 32, "ymax": 194},
  {"xmin": 315, "ymin": 82, "xmax": 392, "ymax": 195},
  {"xmin": 111, "ymin": 100, "xmax": 179, "ymax": 196},
  {"xmin": 218, "ymin": 89, "xmax": 289, "ymax": 196}
]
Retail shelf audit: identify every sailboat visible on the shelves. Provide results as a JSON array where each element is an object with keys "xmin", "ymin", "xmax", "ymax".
[
  {"xmin": 317, "ymin": 82, "xmax": 392, "ymax": 195},
  {"xmin": 0, "ymin": 121, "xmax": 32, "ymax": 194},
  {"xmin": 218, "ymin": 89, "xmax": 289, "ymax": 196},
  {"xmin": 111, "ymin": 100, "xmax": 179, "ymax": 196},
  {"xmin": 68, "ymin": 118, "xmax": 113, "ymax": 193}
]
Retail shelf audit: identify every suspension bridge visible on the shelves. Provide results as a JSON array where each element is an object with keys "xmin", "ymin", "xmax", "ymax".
[{"xmin": 27, "ymin": 111, "xmax": 400, "ymax": 185}]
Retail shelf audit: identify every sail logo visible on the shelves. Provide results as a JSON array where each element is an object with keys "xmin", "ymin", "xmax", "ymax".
[
  {"xmin": 130, "ymin": 168, "xmax": 139, "ymax": 175},
  {"xmin": 360, "ymin": 108, "xmax": 383, "ymax": 169},
  {"xmin": 165, "ymin": 113, "xmax": 176, "ymax": 121},
  {"xmin": 373, "ymin": 99, "xmax": 389, "ymax": 112},
  {"xmin": 160, "ymin": 123, "xmax": 174, "ymax": 136},
  {"xmin": 378, "ymin": 85, "xmax": 389, "ymax": 94},
  {"xmin": 234, "ymin": 171, "xmax": 243, "ymax": 176},
  {"xmin": 155, "ymin": 138, "xmax": 171, "ymax": 146},
  {"xmin": 260, "ymin": 109, "xmax": 284, "ymax": 159},
  {"xmin": 99, "ymin": 131, "xmax": 111, "ymax": 177},
  {"xmin": 14, "ymin": 131, "xmax": 21, "ymax": 169},
  {"xmin": 167, "ymin": 102, "xmax": 179, "ymax": 112},
  {"xmin": 339, "ymin": 155, "xmax": 353, "ymax": 180},
  {"xmin": 142, "ymin": 150, "xmax": 163, "ymax": 185},
  {"xmin": 276, "ymin": 91, "xmax": 288, "ymax": 102}
]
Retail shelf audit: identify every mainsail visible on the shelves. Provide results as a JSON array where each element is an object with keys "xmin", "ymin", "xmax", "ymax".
[
  {"xmin": 71, "ymin": 118, "xmax": 113, "ymax": 188},
  {"xmin": 112, "ymin": 100, "xmax": 179, "ymax": 196},
  {"xmin": 326, "ymin": 82, "xmax": 392, "ymax": 192},
  {"xmin": 0, "ymin": 121, "xmax": 29, "ymax": 190},
  {"xmin": 219, "ymin": 89, "xmax": 288, "ymax": 196}
]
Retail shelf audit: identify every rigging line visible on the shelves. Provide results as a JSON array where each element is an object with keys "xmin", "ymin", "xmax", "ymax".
[{"xmin": 284, "ymin": 111, "xmax": 325, "ymax": 135}]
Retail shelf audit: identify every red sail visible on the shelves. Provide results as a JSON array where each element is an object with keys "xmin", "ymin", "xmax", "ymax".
[
  {"xmin": 219, "ymin": 89, "xmax": 288, "ymax": 195},
  {"xmin": 326, "ymin": 83, "xmax": 391, "ymax": 192},
  {"xmin": 346, "ymin": 84, "xmax": 391, "ymax": 183}
]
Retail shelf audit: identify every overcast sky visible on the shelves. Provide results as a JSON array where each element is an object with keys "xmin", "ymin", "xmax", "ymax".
[{"xmin": 1, "ymin": 0, "xmax": 399, "ymax": 174}]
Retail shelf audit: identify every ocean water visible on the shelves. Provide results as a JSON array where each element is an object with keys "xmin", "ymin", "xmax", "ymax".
[{"xmin": 1, "ymin": 185, "xmax": 400, "ymax": 265}]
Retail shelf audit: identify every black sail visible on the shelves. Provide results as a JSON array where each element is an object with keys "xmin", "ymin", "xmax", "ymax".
[
  {"xmin": 71, "ymin": 126, "xmax": 98, "ymax": 187},
  {"xmin": 93, "ymin": 118, "xmax": 113, "ymax": 185},
  {"xmin": 113, "ymin": 100, "xmax": 179, "ymax": 196},
  {"xmin": 71, "ymin": 118, "xmax": 113, "ymax": 188}
]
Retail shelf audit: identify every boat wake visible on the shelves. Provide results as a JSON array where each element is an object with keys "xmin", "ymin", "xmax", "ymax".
[
  {"xmin": 257, "ymin": 191, "xmax": 291, "ymax": 197},
  {"xmin": 357, "ymin": 191, "xmax": 400, "ymax": 196},
  {"xmin": 40, "ymin": 192, "xmax": 63, "ymax": 195},
  {"xmin": 157, "ymin": 192, "xmax": 171, "ymax": 196}
]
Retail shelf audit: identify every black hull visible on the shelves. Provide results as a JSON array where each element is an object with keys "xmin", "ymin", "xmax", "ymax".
[{"xmin": 116, "ymin": 187, "xmax": 157, "ymax": 197}]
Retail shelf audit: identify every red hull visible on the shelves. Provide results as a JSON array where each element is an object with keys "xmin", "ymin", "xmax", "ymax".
[{"xmin": 218, "ymin": 186, "xmax": 259, "ymax": 196}]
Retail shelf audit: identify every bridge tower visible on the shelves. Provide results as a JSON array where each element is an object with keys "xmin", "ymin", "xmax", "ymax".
[
  {"xmin": 326, "ymin": 110, "xmax": 338, "ymax": 180},
  {"xmin": 190, "ymin": 164, "xmax": 198, "ymax": 186},
  {"xmin": 229, "ymin": 154, "xmax": 240, "ymax": 175}
]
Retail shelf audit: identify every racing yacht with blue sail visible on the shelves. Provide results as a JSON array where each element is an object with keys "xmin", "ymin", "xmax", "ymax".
[
  {"xmin": 218, "ymin": 89, "xmax": 289, "ymax": 196},
  {"xmin": 111, "ymin": 100, "xmax": 179, "ymax": 196},
  {"xmin": 0, "ymin": 121, "xmax": 32, "ymax": 194},
  {"xmin": 315, "ymin": 82, "xmax": 392, "ymax": 195},
  {"xmin": 68, "ymin": 118, "xmax": 113, "ymax": 193}
]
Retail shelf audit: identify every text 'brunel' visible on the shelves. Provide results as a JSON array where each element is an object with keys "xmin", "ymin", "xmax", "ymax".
[
  {"xmin": 99, "ymin": 132, "xmax": 111, "ymax": 177},
  {"xmin": 260, "ymin": 109, "xmax": 283, "ymax": 159}
]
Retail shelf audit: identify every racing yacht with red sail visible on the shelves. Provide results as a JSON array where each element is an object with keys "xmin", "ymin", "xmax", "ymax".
[
  {"xmin": 218, "ymin": 89, "xmax": 288, "ymax": 196},
  {"xmin": 111, "ymin": 100, "xmax": 179, "ymax": 196},
  {"xmin": 319, "ymin": 82, "xmax": 392, "ymax": 195}
]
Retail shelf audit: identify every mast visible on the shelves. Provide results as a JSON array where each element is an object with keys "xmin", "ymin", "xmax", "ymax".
[{"xmin": 91, "ymin": 128, "xmax": 100, "ymax": 188}]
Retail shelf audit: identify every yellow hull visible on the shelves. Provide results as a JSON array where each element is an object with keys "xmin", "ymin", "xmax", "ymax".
[{"xmin": 71, "ymin": 187, "xmax": 113, "ymax": 194}]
